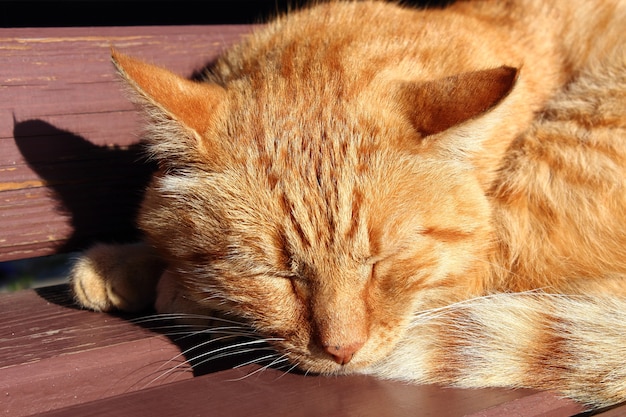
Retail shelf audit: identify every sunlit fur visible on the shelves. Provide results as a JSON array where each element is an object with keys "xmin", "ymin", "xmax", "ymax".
[{"xmin": 71, "ymin": 0, "xmax": 626, "ymax": 408}]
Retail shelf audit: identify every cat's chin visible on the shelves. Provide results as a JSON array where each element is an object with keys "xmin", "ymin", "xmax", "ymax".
[
  {"xmin": 289, "ymin": 358, "xmax": 367, "ymax": 376},
  {"xmin": 276, "ymin": 346, "xmax": 381, "ymax": 376}
]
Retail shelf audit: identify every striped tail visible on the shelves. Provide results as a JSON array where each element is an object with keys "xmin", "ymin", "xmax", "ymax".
[{"xmin": 369, "ymin": 293, "xmax": 626, "ymax": 408}]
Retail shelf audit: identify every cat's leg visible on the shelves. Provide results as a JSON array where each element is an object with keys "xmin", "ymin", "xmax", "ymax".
[{"xmin": 71, "ymin": 242, "xmax": 165, "ymax": 312}]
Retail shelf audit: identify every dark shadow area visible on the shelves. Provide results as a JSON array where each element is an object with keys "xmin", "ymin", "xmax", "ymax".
[
  {"xmin": 14, "ymin": 119, "xmax": 157, "ymax": 254},
  {"xmin": 35, "ymin": 283, "xmax": 78, "ymax": 308},
  {"xmin": 141, "ymin": 318, "xmax": 283, "ymax": 377},
  {"xmin": 1, "ymin": 1, "xmax": 454, "ymax": 28},
  {"xmin": 1, "ymin": 1, "xmax": 305, "ymax": 27},
  {"xmin": 0, "ymin": 252, "xmax": 72, "ymax": 291},
  {"xmin": 35, "ymin": 284, "xmax": 279, "ymax": 376}
]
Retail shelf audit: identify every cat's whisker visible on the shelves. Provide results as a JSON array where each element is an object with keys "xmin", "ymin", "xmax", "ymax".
[
  {"xmin": 131, "ymin": 313, "xmax": 247, "ymax": 326},
  {"xmin": 129, "ymin": 311, "xmax": 285, "ymax": 387},
  {"xmin": 409, "ymin": 289, "xmax": 590, "ymax": 328},
  {"xmin": 140, "ymin": 360, "xmax": 194, "ymax": 388},
  {"xmin": 198, "ymin": 293, "xmax": 230, "ymax": 304},
  {"xmin": 134, "ymin": 322, "xmax": 250, "ymax": 336},
  {"xmin": 144, "ymin": 339, "xmax": 279, "ymax": 387},
  {"xmin": 182, "ymin": 338, "xmax": 283, "ymax": 366},
  {"xmin": 180, "ymin": 332, "xmax": 257, "ymax": 355},
  {"xmin": 130, "ymin": 313, "xmax": 260, "ymax": 341},
  {"xmin": 409, "ymin": 289, "xmax": 560, "ymax": 325},
  {"xmin": 147, "ymin": 338, "xmax": 232, "ymax": 382},
  {"xmin": 164, "ymin": 325, "xmax": 258, "ymax": 339},
  {"xmin": 232, "ymin": 352, "xmax": 288, "ymax": 370},
  {"xmin": 149, "ymin": 333, "xmax": 261, "ymax": 379},
  {"xmin": 227, "ymin": 354, "xmax": 291, "ymax": 381},
  {"xmin": 188, "ymin": 344, "xmax": 279, "ymax": 368},
  {"xmin": 274, "ymin": 360, "xmax": 302, "ymax": 380}
]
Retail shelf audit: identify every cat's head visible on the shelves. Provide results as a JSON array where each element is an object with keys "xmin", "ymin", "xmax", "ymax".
[{"xmin": 112, "ymin": 47, "xmax": 517, "ymax": 373}]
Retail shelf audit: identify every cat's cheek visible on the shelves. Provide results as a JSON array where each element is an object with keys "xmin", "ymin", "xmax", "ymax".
[
  {"xmin": 154, "ymin": 270, "xmax": 215, "ymax": 316},
  {"xmin": 241, "ymin": 278, "xmax": 311, "ymax": 335},
  {"xmin": 353, "ymin": 254, "xmax": 449, "ymax": 366}
]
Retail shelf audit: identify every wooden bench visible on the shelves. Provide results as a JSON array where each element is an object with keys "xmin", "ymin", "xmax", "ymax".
[{"xmin": 1, "ymin": 23, "xmax": 623, "ymax": 417}]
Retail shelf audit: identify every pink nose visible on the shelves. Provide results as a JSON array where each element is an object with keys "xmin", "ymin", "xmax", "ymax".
[{"xmin": 324, "ymin": 341, "xmax": 364, "ymax": 365}]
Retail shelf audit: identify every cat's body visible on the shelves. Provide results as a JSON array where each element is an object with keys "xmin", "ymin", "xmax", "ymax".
[{"xmin": 71, "ymin": 0, "xmax": 626, "ymax": 407}]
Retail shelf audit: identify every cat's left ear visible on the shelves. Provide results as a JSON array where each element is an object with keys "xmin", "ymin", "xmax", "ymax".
[
  {"xmin": 398, "ymin": 66, "xmax": 519, "ymax": 137},
  {"xmin": 111, "ymin": 48, "xmax": 228, "ymax": 168}
]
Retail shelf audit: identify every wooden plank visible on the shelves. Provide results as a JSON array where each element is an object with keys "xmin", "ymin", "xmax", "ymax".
[
  {"xmin": 466, "ymin": 392, "xmax": 589, "ymax": 417},
  {"xmin": 33, "ymin": 366, "xmax": 582, "ymax": 417},
  {"xmin": 592, "ymin": 405, "xmax": 626, "ymax": 417},
  {"xmin": 0, "ymin": 25, "xmax": 254, "ymax": 261},
  {"xmin": 0, "ymin": 285, "xmax": 191, "ymax": 416},
  {"xmin": 0, "ymin": 285, "xmax": 587, "ymax": 417}
]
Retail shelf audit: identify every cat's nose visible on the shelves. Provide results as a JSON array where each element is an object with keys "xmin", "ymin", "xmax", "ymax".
[{"xmin": 324, "ymin": 341, "xmax": 364, "ymax": 365}]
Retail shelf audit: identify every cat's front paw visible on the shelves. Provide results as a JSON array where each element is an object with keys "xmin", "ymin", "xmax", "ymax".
[{"xmin": 71, "ymin": 242, "xmax": 165, "ymax": 312}]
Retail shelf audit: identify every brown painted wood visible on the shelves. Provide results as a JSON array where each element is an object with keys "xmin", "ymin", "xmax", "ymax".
[
  {"xmin": 32, "ymin": 364, "xmax": 576, "ymax": 417},
  {"xmin": 466, "ymin": 392, "xmax": 589, "ymax": 417},
  {"xmin": 0, "ymin": 25, "xmax": 253, "ymax": 262},
  {"xmin": 0, "ymin": 285, "xmax": 192, "ymax": 416},
  {"xmin": 1, "ymin": 285, "xmax": 590, "ymax": 417},
  {"xmin": 592, "ymin": 405, "xmax": 626, "ymax": 416}
]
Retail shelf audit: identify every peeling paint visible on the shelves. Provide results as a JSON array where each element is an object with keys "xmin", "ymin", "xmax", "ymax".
[{"xmin": 0, "ymin": 180, "xmax": 46, "ymax": 192}]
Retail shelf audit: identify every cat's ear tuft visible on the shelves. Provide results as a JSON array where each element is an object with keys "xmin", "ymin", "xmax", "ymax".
[
  {"xmin": 398, "ymin": 66, "xmax": 519, "ymax": 137},
  {"xmin": 111, "ymin": 48, "xmax": 227, "ymax": 142}
]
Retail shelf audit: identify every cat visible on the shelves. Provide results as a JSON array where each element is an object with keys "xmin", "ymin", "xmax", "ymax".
[{"xmin": 70, "ymin": 0, "xmax": 626, "ymax": 408}]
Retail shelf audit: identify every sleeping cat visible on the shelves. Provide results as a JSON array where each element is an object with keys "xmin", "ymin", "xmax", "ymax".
[{"xmin": 70, "ymin": 0, "xmax": 626, "ymax": 408}]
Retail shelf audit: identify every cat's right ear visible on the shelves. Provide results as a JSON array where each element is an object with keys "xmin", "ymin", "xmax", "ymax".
[
  {"xmin": 111, "ymin": 48, "xmax": 228, "ymax": 168},
  {"xmin": 395, "ymin": 66, "xmax": 520, "ymax": 186},
  {"xmin": 398, "ymin": 66, "xmax": 519, "ymax": 137}
]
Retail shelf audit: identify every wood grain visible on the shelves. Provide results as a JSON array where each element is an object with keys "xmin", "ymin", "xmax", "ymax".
[
  {"xmin": 1, "ymin": 285, "xmax": 592, "ymax": 417},
  {"xmin": 0, "ymin": 285, "xmax": 192, "ymax": 416},
  {"xmin": 36, "ymin": 369, "xmax": 573, "ymax": 417},
  {"xmin": 0, "ymin": 26, "xmax": 253, "ymax": 262}
]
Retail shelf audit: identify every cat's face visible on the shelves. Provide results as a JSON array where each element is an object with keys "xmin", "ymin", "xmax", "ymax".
[
  {"xmin": 139, "ymin": 91, "xmax": 495, "ymax": 374},
  {"xmin": 112, "ymin": 41, "xmax": 515, "ymax": 371}
]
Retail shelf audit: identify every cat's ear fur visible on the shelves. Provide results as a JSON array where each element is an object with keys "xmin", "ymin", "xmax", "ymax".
[
  {"xmin": 399, "ymin": 66, "xmax": 519, "ymax": 137},
  {"xmin": 111, "ymin": 48, "xmax": 227, "ymax": 168},
  {"xmin": 397, "ymin": 66, "xmax": 519, "ymax": 186}
]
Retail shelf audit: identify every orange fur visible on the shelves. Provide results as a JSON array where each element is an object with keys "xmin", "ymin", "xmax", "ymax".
[{"xmin": 71, "ymin": 0, "xmax": 626, "ymax": 407}]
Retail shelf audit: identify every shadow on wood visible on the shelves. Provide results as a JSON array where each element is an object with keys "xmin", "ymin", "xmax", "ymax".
[
  {"xmin": 13, "ymin": 119, "xmax": 157, "ymax": 253},
  {"xmin": 38, "ymin": 284, "xmax": 281, "ymax": 378}
]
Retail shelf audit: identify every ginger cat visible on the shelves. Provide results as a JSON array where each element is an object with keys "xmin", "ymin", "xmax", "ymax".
[{"xmin": 71, "ymin": 0, "xmax": 626, "ymax": 408}]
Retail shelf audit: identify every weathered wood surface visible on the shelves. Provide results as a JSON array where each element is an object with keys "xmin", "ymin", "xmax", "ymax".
[
  {"xmin": 0, "ymin": 25, "xmax": 253, "ymax": 262},
  {"xmin": 0, "ymin": 285, "xmax": 191, "ymax": 416},
  {"xmin": 2, "ymin": 285, "xmax": 589, "ymax": 417},
  {"xmin": 37, "ymin": 370, "xmax": 581, "ymax": 417}
]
